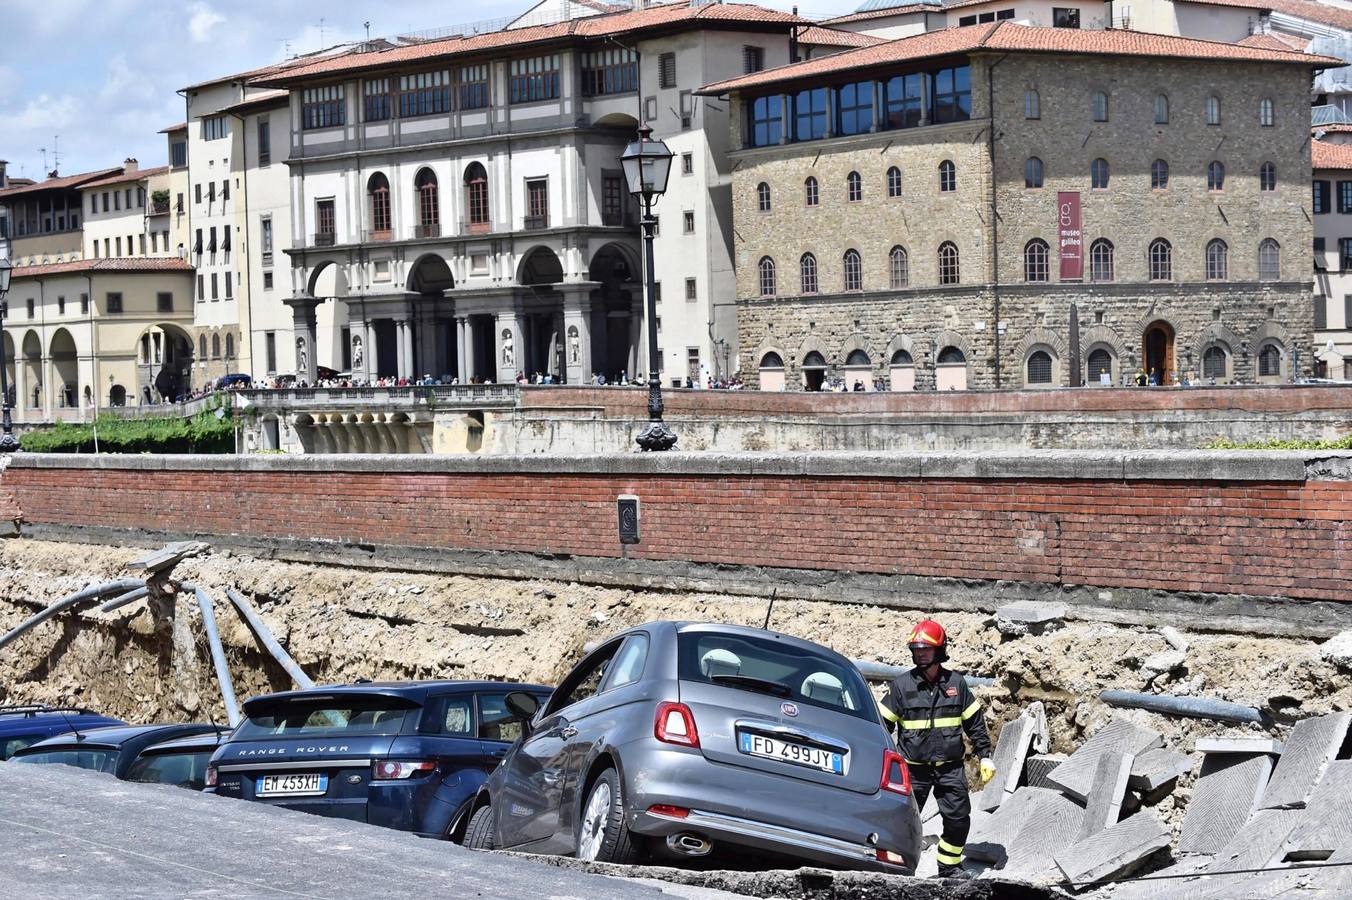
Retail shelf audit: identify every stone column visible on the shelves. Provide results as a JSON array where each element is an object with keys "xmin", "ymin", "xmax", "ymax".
[
  {"xmin": 455, "ymin": 316, "xmax": 469, "ymax": 383},
  {"xmin": 13, "ymin": 351, "xmax": 27, "ymax": 425},
  {"xmin": 285, "ymin": 296, "xmax": 320, "ymax": 385},
  {"xmin": 559, "ymin": 284, "xmax": 595, "ymax": 385},
  {"xmin": 628, "ymin": 293, "xmax": 644, "ymax": 381},
  {"xmin": 494, "ymin": 309, "xmax": 524, "ymax": 384},
  {"xmin": 364, "ymin": 321, "xmax": 378, "ymax": 382}
]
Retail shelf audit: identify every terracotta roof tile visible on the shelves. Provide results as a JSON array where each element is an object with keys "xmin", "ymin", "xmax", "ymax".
[
  {"xmin": 182, "ymin": 46, "xmax": 362, "ymax": 92},
  {"xmin": 1314, "ymin": 138, "xmax": 1352, "ymax": 169},
  {"xmin": 1237, "ymin": 32, "xmax": 1311, "ymax": 51},
  {"xmin": 1175, "ymin": 0, "xmax": 1352, "ymax": 31},
  {"xmin": 80, "ymin": 166, "xmax": 170, "ymax": 190},
  {"xmin": 798, "ymin": 25, "xmax": 886, "ymax": 48},
  {"xmin": 0, "ymin": 167, "xmax": 124, "ymax": 201},
  {"xmin": 1314, "ymin": 122, "xmax": 1352, "ymax": 133},
  {"xmin": 219, "ymin": 90, "xmax": 289, "ymax": 116},
  {"xmin": 822, "ymin": 2, "xmax": 941, "ymax": 25},
  {"xmin": 158, "ymin": 122, "xmax": 188, "ymax": 134},
  {"xmin": 251, "ymin": 2, "xmax": 807, "ymax": 87},
  {"xmin": 11, "ymin": 257, "xmax": 195, "ymax": 279},
  {"xmin": 699, "ymin": 21, "xmax": 1341, "ymax": 94}
]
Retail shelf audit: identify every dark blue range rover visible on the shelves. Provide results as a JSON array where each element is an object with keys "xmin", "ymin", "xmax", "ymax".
[
  {"xmin": 206, "ymin": 680, "xmax": 552, "ymax": 841},
  {"xmin": 0, "ymin": 705, "xmax": 125, "ymax": 760}
]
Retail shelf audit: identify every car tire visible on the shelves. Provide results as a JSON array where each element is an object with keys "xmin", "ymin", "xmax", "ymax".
[
  {"xmin": 465, "ymin": 804, "xmax": 496, "ymax": 851},
  {"xmin": 576, "ymin": 767, "xmax": 642, "ymax": 865}
]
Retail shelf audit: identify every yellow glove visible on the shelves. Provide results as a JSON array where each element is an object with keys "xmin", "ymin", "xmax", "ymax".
[{"xmin": 979, "ymin": 758, "xmax": 996, "ymax": 785}]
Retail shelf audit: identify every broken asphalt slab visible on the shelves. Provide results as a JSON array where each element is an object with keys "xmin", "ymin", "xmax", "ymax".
[
  {"xmin": 1261, "ymin": 713, "xmax": 1351, "ymax": 810},
  {"xmin": 1178, "ymin": 752, "xmax": 1274, "ymax": 855},
  {"xmin": 1047, "ymin": 720, "xmax": 1163, "ymax": 801},
  {"xmin": 1055, "ymin": 811, "xmax": 1170, "ymax": 887}
]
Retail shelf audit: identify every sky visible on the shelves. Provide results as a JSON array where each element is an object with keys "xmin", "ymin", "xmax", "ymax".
[{"xmin": 0, "ymin": 0, "xmax": 859, "ymax": 183}]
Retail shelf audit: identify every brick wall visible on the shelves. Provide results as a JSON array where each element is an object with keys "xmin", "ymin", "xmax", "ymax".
[{"xmin": 4, "ymin": 452, "xmax": 1351, "ymax": 604}]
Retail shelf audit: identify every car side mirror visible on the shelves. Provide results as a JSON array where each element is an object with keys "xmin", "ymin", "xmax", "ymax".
[{"xmin": 504, "ymin": 691, "xmax": 540, "ymax": 723}]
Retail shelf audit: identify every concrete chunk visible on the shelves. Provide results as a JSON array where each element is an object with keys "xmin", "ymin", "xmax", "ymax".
[
  {"xmin": 967, "ymin": 787, "xmax": 1052, "ymax": 863},
  {"xmin": 1077, "ymin": 751, "xmax": 1133, "ymax": 840},
  {"xmin": 1178, "ymin": 753, "xmax": 1274, "ymax": 855},
  {"xmin": 1055, "ymin": 811, "xmax": 1171, "ymax": 886},
  {"xmin": 1025, "ymin": 753, "xmax": 1066, "ymax": 790},
  {"xmin": 1161, "ymin": 626, "xmax": 1190, "ymax": 653},
  {"xmin": 1205, "ymin": 808, "xmax": 1303, "ymax": 874},
  {"xmin": 1002, "ymin": 789, "xmax": 1087, "ymax": 878},
  {"xmin": 1047, "ymin": 720, "xmax": 1164, "ymax": 801},
  {"xmin": 977, "ymin": 714, "xmax": 1038, "ymax": 813},
  {"xmin": 1261, "ymin": 713, "xmax": 1351, "ymax": 810},
  {"xmin": 995, "ymin": 601, "xmax": 1067, "ymax": 636},
  {"xmin": 1320, "ymin": 630, "xmax": 1352, "ymax": 668},
  {"xmin": 1282, "ymin": 759, "xmax": 1352, "ymax": 860},
  {"xmin": 1194, "ymin": 737, "xmax": 1283, "ymax": 755},
  {"xmin": 1129, "ymin": 748, "xmax": 1194, "ymax": 792}
]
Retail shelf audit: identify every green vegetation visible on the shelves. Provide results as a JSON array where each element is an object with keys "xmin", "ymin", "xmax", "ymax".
[
  {"xmin": 1205, "ymin": 435, "xmax": 1352, "ymax": 450},
  {"xmin": 19, "ymin": 408, "xmax": 234, "ymax": 454}
]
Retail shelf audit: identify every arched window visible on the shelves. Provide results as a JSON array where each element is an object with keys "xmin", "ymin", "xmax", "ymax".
[
  {"xmin": 843, "ymin": 249, "xmax": 862, "ymax": 291},
  {"xmin": 760, "ymin": 351, "xmax": 783, "ymax": 368},
  {"xmin": 1259, "ymin": 98, "xmax": 1274, "ymax": 127},
  {"xmin": 1149, "ymin": 238, "xmax": 1172, "ymax": 281},
  {"xmin": 804, "ymin": 176, "xmax": 819, "ymax": 207},
  {"xmin": 1258, "ymin": 343, "xmax": 1282, "ymax": 376},
  {"xmin": 757, "ymin": 181, "xmax": 771, "ymax": 212},
  {"xmin": 937, "ymin": 346, "xmax": 965, "ymax": 364},
  {"xmin": 892, "ymin": 349, "xmax": 913, "ymax": 366},
  {"xmin": 1024, "ymin": 238, "xmax": 1049, "ymax": 282},
  {"xmin": 938, "ymin": 241, "xmax": 960, "ymax": 285},
  {"xmin": 1092, "ymin": 91, "xmax": 1109, "ymax": 122},
  {"xmin": 1207, "ymin": 161, "xmax": 1225, "ymax": 192},
  {"xmin": 758, "ymin": 256, "xmax": 776, "ymax": 297},
  {"xmin": 1090, "ymin": 238, "xmax": 1114, "ymax": 282},
  {"xmin": 1025, "ymin": 157, "xmax": 1044, "ymax": 189},
  {"xmin": 846, "ymin": 171, "xmax": 862, "ymax": 202},
  {"xmin": 211, "ymin": 334, "xmax": 221, "ymax": 359},
  {"xmin": 1087, "ymin": 347, "xmax": 1113, "ymax": 382},
  {"xmin": 416, "ymin": 168, "xmax": 439, "ymax": 234},
  {"xmin": 1205, "ymin": 94, "xmax": 1221, "ymax": 126},
  {"xmin": 1027, "ymin": 350, "xmax": 1053, "ymax": 385},
  {"xmin": 846, "ymin": 350, "xmax": 870, "ymax": 367},
  {"xmin": 199, "ymin": 334, "xmax": 208, "ymax": 359},
  {"xmin": 800, "ymin": 253, "xmax": 818, "ymax": 294},
  {"xmin": 1260, "ymin": 162, "xmax": 1276, "ymax": 192},
  {"xmin": 886, "ymin": 166, "xmax": 903, "ymax": 198},
  {"xmin": 939, "ymin": 160, "xmax": 956, "ymax": 193},
  {"xmin": 1154, "ymin": 93, "xmax": 1169, "ymax": 125},
  {"xmin": 1258, "ymin": 238, "xmax": 1281, "ymax": 281},
  {"xmin": 1202, "ymin": 344, "xmax": 1228, "ymax": 380},
  {"xmin": 889, "ymin": 246, "xmax": 909, "ymax": 288},
  {"xmin": 1151, "ymin": 159, "xmax": 1169, "ymax": 190},
  {"xmin": 1091, "ymin": 158, "xmax": 1110, "ymax": 190},
  {"xmin": 1025, "ymin": 89, "xmax": 1040, "ymax": 119},
  {"xmin": 367, "ymin": 172, "xmax": 391, "ymax": 235},
  {"xmin": 225, "ymin": 334, "xmax": 235, "ymax": 358},
  {"xmin": 464, "ymin": 162, "xmax": 489, "ymax": 230},
  {"xmin": 1206, "ymin": 239, "xmax": 1228, "ymax": 280}
]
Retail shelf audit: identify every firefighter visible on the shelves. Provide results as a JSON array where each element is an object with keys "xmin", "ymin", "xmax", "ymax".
[{"xmin": 879, "ymin": 618, "xmax": 994, "ymax": 878}]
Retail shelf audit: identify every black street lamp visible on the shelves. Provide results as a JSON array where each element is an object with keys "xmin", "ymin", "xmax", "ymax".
[
  {"xmin": 0, "ymin": 257, "xmax": 18, "ymax": 453},
  {"xmin": 621, "ymin": 125, "xmax": 677, "ymax": 452}
]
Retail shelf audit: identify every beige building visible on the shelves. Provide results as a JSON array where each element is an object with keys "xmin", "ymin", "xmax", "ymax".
[
  {"xmin": 702, "ymin": 23, "xmax": 1333, "ymax": 390},
  {"xmin": 79, "ymin": 161, "xmax": 173, "ymax": 262},
  {"xmin": 1313, "ymin": 139, "xmax": 1352, "ymax": 378}
]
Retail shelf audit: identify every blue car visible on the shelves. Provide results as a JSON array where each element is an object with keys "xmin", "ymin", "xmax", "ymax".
[
  {"xmin": 206, "ymin": 680, "xmax": 553, "ymax": 841},
  {"xmin": 0, "ymin": 705, "xmax": 125, "ymax": 760},
  {"xmin": 125, "ymin": 730, "xmax": 230, "ymax": 791},
  {"xmin": 10, "ymin": 723, "xmax": 223, "ymax": 778}
]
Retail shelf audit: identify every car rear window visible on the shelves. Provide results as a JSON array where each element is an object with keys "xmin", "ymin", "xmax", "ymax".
[
  {"xmin": 127, "ymin": 751, "xmax": 212, "ymax": 790},
  {"xmin": 677, "ymin": 632, "xmax": 874, "ymax": 722},
  {"xmin": 1, "ymin": 734, "xmax": 46, "ymax": 760},
  {"xmin": 12, "ymin": 748, "xmax": 117, "ymax": 772},
  {"xmin": 236, "ymin": 698, "xmax": 414, "ymax": 738}
]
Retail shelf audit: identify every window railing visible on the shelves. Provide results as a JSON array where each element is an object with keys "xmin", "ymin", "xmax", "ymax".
[
  {"xmin": 524, "ymin": 214, "xmax": 549, "ymax": 231},
  {"xmin": 365, "ymin": 229, "xmax": 393, "ymax": 243},
  {"xmin": 314, "ymin": 233, "xmax": 337, "ymax": 247},
  {"xmin": 415, "ymin": 223, "xmax": 441, "ymax": 239},
  {"xmin": 462, "ymin": 218, "xmax": 492, "ymax": 235},
  {"xmin": 602, "ymin": 210, "xmax": 631, "ymax": 227}
]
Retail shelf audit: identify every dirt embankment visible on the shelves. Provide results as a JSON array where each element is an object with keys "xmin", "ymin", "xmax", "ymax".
[{"xmin": 2, "ymin": 538, "xmax": 1348, "ymax": 804}]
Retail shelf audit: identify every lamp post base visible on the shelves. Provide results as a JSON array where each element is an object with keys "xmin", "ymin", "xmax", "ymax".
[
  {"xmin": 0, "ymin": 432, "xmax": 19, "ymax": 454},
  {"xmin": 635, "ymin": 421, "xmax": 678, "ymax": 452}
]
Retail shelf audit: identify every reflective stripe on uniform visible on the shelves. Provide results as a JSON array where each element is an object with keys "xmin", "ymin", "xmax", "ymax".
[
  {"xmin": 938, "ymin": 838, "xmax": 964, "ymax": 855},
  {"xmin": 961, "ymin": 700, "xmax": 981, "ymax": 721},
  {"xmin": 878, "ymin": 701, "xmax": 900, "ymax": 724},
  {"xmin": 935, "ymin": 850, "xmax": 963, "ymax": 866},
  {"xmin": 936, "ymin": 838, "xmax": 965, "ymax": 865},
  {"xmin": 900, "ymin": 716, "xmax": 963, "ymax": 730}
]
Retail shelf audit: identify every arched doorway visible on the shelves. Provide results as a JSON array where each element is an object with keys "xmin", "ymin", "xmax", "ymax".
[
  {"xmin": 50, "ymin": 329, "xmax": 79, "ymax": 409},
  {"xmin": 1142, "ymin": 321, "xmax": 1175, "ymax": 386},
  {"xmin": 138, "ymin": 324, "xmax": 195, "ymax": 401},
  {"xmin": 844, "ymin": 349, "xmax": 873, "ymax": 391},
  {"xmin": 935, "ymin": 346, "xmax": 968, "ymax": 391},
  {"xmin": 758, "ymin": 351, "xmax": 785, "ymax": 391},
  {"xmin": 890, "ymin": 349, "xmax": 915, "ymax": 391},
  {"xmin": 109, "ymin": 384, "xmax": 127, "ymax": 406},
  {"xmin": 802, "ymin": 351, "xmax": 827, "ymax": 391},
  {"xmin": 588, "ymin": 243, "xmax": 640, "ymax": 382},
  {"xmin": 22, "ymin": 332, "xmax": 42, "ymax": 411}
]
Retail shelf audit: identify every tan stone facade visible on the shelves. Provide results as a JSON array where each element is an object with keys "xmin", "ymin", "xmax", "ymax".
[{"xmin": 728, "ymin": 52, "xmax": 1315, "ymax": 390}]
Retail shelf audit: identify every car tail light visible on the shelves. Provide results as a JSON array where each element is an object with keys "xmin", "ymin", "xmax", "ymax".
[
  {"xmin": 647, "ymin": 804, "xmax": 690, "ymax": 819},
  {"xmin": 880, "ymin": 750, "xmax": 912, "ymax": 796},
  {"xmin": 875, "ymin": 848, "xmax": 908, "ymax": 867},
  {"xmin": 654, "ymin": 701, "xmax": 700, "ymax": 748},
  {"xmin": 205, "ymin": 765, "xmax": 217, "ymax": 788},
  {"xmin": 372, "ymin": 760, "xmax": 437, "ymax": 780}
]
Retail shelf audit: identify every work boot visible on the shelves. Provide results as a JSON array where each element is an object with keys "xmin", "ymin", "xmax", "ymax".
[{"xmin": 937, "ymin": 864, "xmax": 976, "ymax": 880}]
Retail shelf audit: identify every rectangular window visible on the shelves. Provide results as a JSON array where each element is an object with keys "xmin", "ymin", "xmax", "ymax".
[
  {"xmin": 458, "ymin": 65, "xmax": 489, "ymax": 110},
  {"xmin": 399, "ymin": 70, "xmax": 452, "ymax": 117},
  {"xmin": 257, "ymin": 118, "xmax": 271, "ymax": 166},
  {"xmin": 106, "ymin": 292, "xmax": 123, "ymax": 314},
  {"xmin": 57, "ymin": 296, "xmax": 65, "ymax": 315},
  {"xmin": 580, "ymin": 48, "xmax": 637, "ymax": 97},
  {"xmin": 659, "ymin": 52, "xmax": 677, "ymax": 89},
  {"xmin": 883, "ymin": 73, "xmax": 923, "ymax": 130},
  {"xmin": 979, "ymin": 11, "xmax": 996, "ymax": 21},
  {"xmin": 340, "ymin": 327, "xmax": 352, "ymax": 370},
  {"xmin": 682, "ymin": 152, "xmax": 693, "ymax": 175},
  {"xmin": 263, "ymin": 271, "xmax": 274, "ymax": 290},
  {"xmin": 1339, "ymin": 181, "xmax": 1352, "ymax": 215},
  {"xmin": 364, "ymin": 78, "xmax": 392, "ymax": 121},
  {"xmin": 211, "ymin": 273, "xmax": 219, "ymax": 300},
  {"xmin": 602, "ymin": 173, "xmax": 624, "ymax": 226},
  {"xmin": 1341, "ymin": 237, "xmax": 1352, "ymax": 271},
  {"xmin": 202, "ymin": 115, "xmax": 230, "ymax": 140},
  {"xmin": 743, "ymin": 46, "xmax": 764, "ymax": 74},
  {"xmin": 748, "ymin": 94, "xmax": 783, "ymax": 147},
  {"xmin": 302, "ymin": 85, "xmax": 345, "ymax": 130},
  {"xmin": 222, "ymin": 179, "xmax": 230, "ymax": 201},
  {"xmin": 197, "ymin": 274, "xmax": 204, "ymax": 300},
  {"xmin": 526, "ymin": 178, "xmax": 549, "ymax": 229},
  {"xmin": 139, "ymin": 234, "xmax": 146, "ymax": 255},
  {"xmin": 1053, "ymin": 7, "xmax": 1081, "ymax": 27},
  {"xmin": 265, "ymin": 332, "xmax": 277, "ymax": 372},
  {"xmin": 685, "ymin": 277, "xmax": 697, "ymax": 301},
  {"xmin": 836, "ymin": 81, "xmax": 873, "ymax": 136},
  {"xmin": 683, "ymin": 210, "xmax": 695, "ymax": 233},
  {"xmin": 931, "ymin": 65, "xmax": 972, "ymax": 124},
  {"xmin": 208, "ymin": 182, "xmax": 215, "ymax": 203},
  {"xmin": 1315, "ymin": 294, "xmax": 1328, "ymax": 330},
  {"xmin": 509, "ymin": 55, "xmax": 560, "ymax": 104},
  {"xmin": 115, "ymin": 236, "xmax": 122, "ymax": 256},
  {"xmin": 1345, "ymin": 295, "xmax": 1352, "ymax": 330},
  {"xmin": 644, "ymin": 96, "xmax": 657, "ymax": 121},
  {"xmin": 138, "ymin": 187, "xmax": 145, "ymax": 208},
  {"xmin": 81, "ymin": 294, "xmax": 89, "ymax": 315},
  {"xmin": 225, "ymin": 272, "xmax": 233, "ymax": 299},
  {"xmin": 157, "ymin": 292, "xmax": 173, "ymax": 313},
  {"xmin": 102, "ymin": 192, "xmax": 110, "ymax": 212},
  {"xmin": 114, "ymin": 191, "xmax": 121, "ymax": 211},
  {"xmin": 261, "ymin": 216, "xmax": 274, "ymax": 259},
  {"xmin": 792, "ymin": 87, "xmax": 828, "ymax": 141},
  {"xmin": 959, "ymin": 14, "xmax": 977, "ymax": 24},
  {"xmin": 171, "ymin": 141, "xmax": 187, "ymax": 167},
  {"xmin": 316, "ymin": 199, "xmax": 336, "ymax": 244},
  {"xmin": 997, "ymin": 8, "xmax": 1016, "ymax": 18},
  {"xmin": 1315, "ymin": 180, "xmax": 1331, "ymax": 214}
]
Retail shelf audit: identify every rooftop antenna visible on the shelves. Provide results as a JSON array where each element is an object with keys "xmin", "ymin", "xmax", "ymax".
[
  {"xmin": 52, "ymin": 136, "xmax": 61, "ymax": 174},
  {"xmin": 364, "ymin": 20, "xmax": 371, "ymax": 45},
  {"xmin": 38, "ymin": 147, "xmax": 47, "ymax": 173},
  {"xmin": 319, "ymin": 17, "xmax": 326, "ymax": 47}
]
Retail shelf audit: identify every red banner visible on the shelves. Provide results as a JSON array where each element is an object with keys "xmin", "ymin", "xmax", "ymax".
[{"xmin": 1058, "ymin": 191, "xmax": 1083, "ymax": 281}]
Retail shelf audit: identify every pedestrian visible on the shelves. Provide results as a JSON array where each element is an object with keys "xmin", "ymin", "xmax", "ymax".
[
  {"xmin": 879, "ymin": 619, "xmax": 994, "ymax": 879},
  {"xmin": 1135, "ymin": 368, "xmax": 1147, "ymax": 387},
  {"xmin": 1148, "ymin": 367, "xmax": 1160, "ymax": 386}
]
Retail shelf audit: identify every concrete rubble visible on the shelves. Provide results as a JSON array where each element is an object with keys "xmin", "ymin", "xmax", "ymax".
[{"xmin": 994, "ymin": 601, "xmax": 1068, "ymax": 637}]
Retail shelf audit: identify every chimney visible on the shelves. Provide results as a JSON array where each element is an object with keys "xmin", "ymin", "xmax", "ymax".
[{"xmin": 123, "ymin": 158, "xmax": 139, "ymax": 173}]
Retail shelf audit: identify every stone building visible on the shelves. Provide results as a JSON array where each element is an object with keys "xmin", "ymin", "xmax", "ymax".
[
  {"xmin": 700, "ymin": 23, "xmax": 1335, "ymax": 390},
  {"xmin": 1313, "ymin": 139, "xmax": 1352, "ymax": 378}
]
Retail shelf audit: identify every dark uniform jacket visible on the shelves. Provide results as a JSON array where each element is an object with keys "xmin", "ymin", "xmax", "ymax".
[{"xmin": 879, "ymin": 667, "xmax": 992, "ymax": 764}]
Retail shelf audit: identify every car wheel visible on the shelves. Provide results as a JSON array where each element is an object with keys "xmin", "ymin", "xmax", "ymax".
[
  {"xmin": 576, "ymin": 767, "xmax": 642, "ymax": 864},
  {"xmin": 465, "ymin": 804, "xmax": 496, "ymax": 851}
]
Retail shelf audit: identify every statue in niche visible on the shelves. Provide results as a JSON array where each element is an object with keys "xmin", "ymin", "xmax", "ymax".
[
  {"xmin": 501, "ymin": 329, "xmax": 514, "ymax": 367},
  {"xmin": 296, "ymin": 337, "xmax": 308, "ymax": 373},
  {"xmin": 351, "ymin": 334, "xmax": 363, "ymax": 369},
  {"xmin": 568, "ymin": 326, "xmax": 580, "ymax": 365}
]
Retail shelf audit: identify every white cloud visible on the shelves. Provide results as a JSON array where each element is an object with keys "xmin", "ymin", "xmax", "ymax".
[
  {"xmin": 11, "ymin": 94, "xmax": 80, "ymax": 132},
  {"xmin": 188, "ymin": 2, "xmax": 226, "ymax": 43}
]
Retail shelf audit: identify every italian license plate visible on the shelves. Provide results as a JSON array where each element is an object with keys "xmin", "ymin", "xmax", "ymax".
[
  {"xmin": 739, "ymin": 732, "xmax": 846, "ymax": 775},
  {"xmin": 257, "ymin": 773, "xmax": 328, "ymax": 797}
]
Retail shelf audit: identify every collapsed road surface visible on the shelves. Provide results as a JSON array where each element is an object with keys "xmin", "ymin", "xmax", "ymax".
[{"xmin": 0, "ymin": 764, "xmax": 1065, "ymax": 900}]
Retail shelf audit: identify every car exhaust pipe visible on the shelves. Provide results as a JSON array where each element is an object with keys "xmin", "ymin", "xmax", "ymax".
[{"xmin": 665, "ymin": 833, "xmax": 712, "ymax": 857}]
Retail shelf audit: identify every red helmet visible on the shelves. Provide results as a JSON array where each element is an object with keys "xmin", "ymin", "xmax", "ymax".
[{"xmin": 908, "ymin": 619, "xmax": 948, "ymax": 660}]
